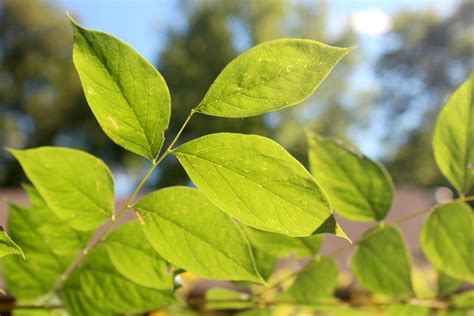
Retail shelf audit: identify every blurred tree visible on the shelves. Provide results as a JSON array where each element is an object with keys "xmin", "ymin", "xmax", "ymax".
[
  {"xmin": 156, "ymin": 0, "xmax": 358, "ymax": 187},
  {"xmin": 376, "ymin": 3, "xmax": 474, "ymax": 188},
  {"xmin": 0, "ymin": 0, "xmax": 123, "ymax": 186}
]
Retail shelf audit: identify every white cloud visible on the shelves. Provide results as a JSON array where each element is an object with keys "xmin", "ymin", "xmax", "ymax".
[{"xmin": 350, "ymin": 9, "xmax": 392, "ymax": 36}]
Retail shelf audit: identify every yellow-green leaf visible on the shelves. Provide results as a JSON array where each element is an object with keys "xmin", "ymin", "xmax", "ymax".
[
  {"xmin": 0, "ymin": 226, "xmax": 23, "ymax": 258},
  {"xmin": 196, "ymin": 39, "xmax": 351, "ymax": 117}
]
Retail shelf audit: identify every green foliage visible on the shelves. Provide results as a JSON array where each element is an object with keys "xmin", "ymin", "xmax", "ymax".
[
  {"xmin": 3, "ymin": 17, "xmax": 473, "ymax": 316},
  {"xmin": 352, "ymin": 225, "xmax": 412, "ymax": 297},
  {"xmin": 135, "ymin": 187, "xmax": 264, "ymax": 283},
  {"xmin": 433, "ymin": 73, "xmax": 474, "ymax": 195},
  {"xmin": 307, "ymin": 132, "xmax": 394, "ymax": 221},
  {"xmin": 420, "ymin": 202, "xmax": 474, "ymax": 282},
  {"xmin": 0, "ymin": 226, "xmax": 23, "ymax": 258},
  {"xmin": 196, "ymin": 39, "xmax": 351, "ymax": 117},
  {"xmin": 173, "ymin": 133, "xmax": 334, "ymax": 237},
  {"xmin": 70, "ymin": 19, "xmax": 171, "ymax": 160},
  {"xmin": 7, "ymin": 147, "xmax": 115, "ymax": 231}
]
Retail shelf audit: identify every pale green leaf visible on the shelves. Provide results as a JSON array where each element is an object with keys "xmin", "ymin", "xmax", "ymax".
[
  {"xmin": 71, "ymin": 19, "xmax": 171, "ymax": 160},
  {"xmin": 196, "ymin": 39, "xmax": 351, "ymax": 117},
  {"xmin": 3, "ymin": 186, "xmax": 92, "ymax": 299},
  {"xmin": 287, "ymin": 257, "xmax": 338, "ymax": 304},
  {"xmin": 63, "ymin": 245, "xmax": 174, "ymax": 315},
  {"xmin": 433, "ymin": 73, "xmax": 474, "ymax": 194},
  {"xmin": 205, "ymin": 288, "xmax": 255, "ymax": 310},
  {"xmin": 8, "ymin": 147, "xmax": 114, "ymax": 231},
  {"xmin": 0, "ymin": 226, "xmax": 23, "ymax": 258},
  {"xmin": 385, "ymin": 304, "xmax": 430, "ymax": 316},
  {"xmin": 437, "ymin": 271, "xmax": 463, "ymax": 297},
  {"xmin": 420, "ymin": 202, "xmax": 474, "ymax": 282},
  {"xmin": 172, "ymin": 133, "xmax": 335, "ymax": 237},
  {"xmin": 242, "ymin": 225, "xmax": 323, "ymax": 259},
  {"xmin": 104, "ymin": 221, "xmax": 174, "ymax": 290},
  {"xmin": 352, "ymin": 225, "xmax": 412, "ymax": 297},
  {"xmin": 452, "ymin": 290, "xmax": 474, "ymax": 308},
  {"xmin": 134, "ymin": 186, "xmax": 264, "ymax": 283},
  {"xmin": 307, "ymin": 133, "xmax": 394, "ymax": 221}
]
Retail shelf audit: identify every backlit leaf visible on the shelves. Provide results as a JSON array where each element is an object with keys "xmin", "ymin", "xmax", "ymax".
[
  {"xmin": 307, "ymin": 133, "xmax": 394, "ymax": 221},
  {"xmin": 134, "ymin": 186, "xmax": 264, "ymax": 283},
  {"xmin": 433, "ymin": 73, "xmax": 474, "ymax": 194},
  {"xmin": 0, "ymin": 226, "xmax": 23, "ymax": 258},
  {"xmin": 352, "ymin": 225, "xmax": 412, "ymax": 297},
  {"xmin": 71, "ymin": 19, "xmax": 171, "ymax": 160},
  {"xmin": 172, "ymin": 133, "xmax": 335, "ymax": 237},
  {"xmin": 8, "ymin": 147, "xmax": 114, "ymax": 231},
  {"xmin": 420, "ymin": 202, "xmax": 474, "ymax": 282},
  {"xmin": 196, "ymin": 39, "xmax": 351, "ymax": 117},
  {"xmin": 437, "ymin": 271, "xmax": 463, "ymax": 297}
]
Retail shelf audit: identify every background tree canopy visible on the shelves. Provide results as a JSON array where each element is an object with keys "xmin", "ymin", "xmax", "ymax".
[{"xmin": 0, "ymin": 0, "xmax": 472, "ymax": 194}]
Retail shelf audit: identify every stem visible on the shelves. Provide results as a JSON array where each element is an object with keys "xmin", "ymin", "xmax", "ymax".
[{"xmin": 53, "ymin": 110, "xmax": 196, "ymax": 292}]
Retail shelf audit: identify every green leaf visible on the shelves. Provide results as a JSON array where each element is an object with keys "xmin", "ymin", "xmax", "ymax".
[
  {"xmin": 307, "ymin": 133, "xmax": 394, "ymax": 221},
  {"xmin": 433, "ymin": 73, "xmax": 474, "ymax": 194},
  {"xmin": 104, "ymin": 221, "xmax": 174, "ymax": 290},
  {"xmin": 385, "ymin": 304, "xmax": 430, "ymax": 316},
  {"xmin": 0, "ymin": 226, "xmax": 23, "ymax": 258},
  {"xmin": 70, "ymin": 19, "xmax": 171, "ymax": 160},
  {"xmin": 420, "ymin": 202, "xmax": 474, "ymax": 282},
  {"xmin": 452, "ymin": 290, "xmax": 474, "ymax": 308},
  {"xmin": 352, "ymin": 225, "xmax": 412, "ymax": 297},
  {"xmin": 287, "ymin": 257, "xmax": 338, "ymax": 304},
  {"xmin": 172, "ymin": 133, "xmax": 334, "ymax": 237},
  {"xmin": 437, "ymin": 271, "xmax": 463, "ymax": 297},
  {"xmin": 134, "ymin": 186, "xmax": 264, "ymax": 284},
  {"xmin": 242, "ymin": 225, "xmax": 323, "ymax": 259},
  {"xmin": 8, "ymin": 147, "xmax": 114, "ymax": 231},
  {"xmin": 205, "ymin": 288, "xmax": 255, "ymax": 310},
  {"xmin": 196, "ymin": 39, "xmax": 351, "ymax": 118},
  {"xmin": 63, "ymin": 245, "xmax": 174, "ymax": 315},
  {"xmin": 3, "ymin": 186, "xmax": 92, "ymax": 299}
]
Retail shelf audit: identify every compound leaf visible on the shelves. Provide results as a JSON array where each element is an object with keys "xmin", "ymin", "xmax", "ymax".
[
  {"xmin": 307, "ymin": 133, "xmax": 394, "ymax": 221},
  {"xmin": 433, "ymin": 73, "xmax": 474, "ymax": 194},
  {"xmin": 71, "ymin": 19, "xmax": 171, "ymax": 160},
  {"xmin": 352, "ymin": 225, "xmax": 412, "ymax": 297},
  {"xmin": 0, "ymin": 226, "xmax": 23, "ymax": 258},
  {"xmin": 104, "ymin": 221, "xmax": 174, "ymax": 290},
  {"xmin": 63, "ymin": 245, "xmax": 174, "ymax": 315},
  {"xmin": 287, "ymin": 256, "xmax": 339, "ymax": 304},
  {"xmin": 8, "ymin": 147, "xmax": 114, "ymax": 231},
  {"xmin": 420, "ymin": 202, "xmax": 474, "ymax": 282},
  {"xmin": 134, "ymin": 186, "xmax": 264, "ymax": 284},
  {"xmin": 196, "ymin": 39, "xmax": 351, "ymax": 117},
  {"xmin": 3, "ymin": 186, "xmax": 92, "ymax": 299},
  {"xmin": 172, "ymin": 133, "xmax": 334, "ymax": 237}
]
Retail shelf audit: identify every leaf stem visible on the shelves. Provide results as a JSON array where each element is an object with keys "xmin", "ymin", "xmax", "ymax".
[{"xmin": 53, "ymin": 109, "xmax": 196, "ymax": 292}]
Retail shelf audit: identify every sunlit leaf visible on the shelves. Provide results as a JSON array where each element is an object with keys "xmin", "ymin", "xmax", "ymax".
[
  {"xmin": 205, "ymin": 288, "xmax": 254, "ymax": 310},
  {"xmin": 420, "ymin": 202, "xmax": 474, "ymax": 282},
  {"xmin": 385, "ymin": 304, "xmax": 430, "ymax": 316},
  {"xmin": 135, "ymin": 186, "xmax": 264, "ymax": 283},
  {"xmin": 197, "ymin": 39, "xmax": 351, "ymax": 117},
  {"xmin": 352, "ymin": 225, "xmax": 412, "ymax": 296},
  {"xmin": 433, "ymin": 72, "xmax": 474, "ymax": 194},
  {"xmin": 8, "ymin": 147, "xmax": 114, "ymax": 231},
  {"xmin": 0, "ymin": 226, "xmax": 23, "ymax": 258},
  {"xmin": 437, "ymin": 270, "xmax": 463, "ymax": 297},
  {"xmin": 173, "ymin": 133, "xmax": 335, "ymax": 237},
  {"xmin": 71, "ymin": 19, "xmax": 171, "ymax": 160},
  {"xmin": 307, "ymin": 133, "xmax": 394, "ymax": 221}
]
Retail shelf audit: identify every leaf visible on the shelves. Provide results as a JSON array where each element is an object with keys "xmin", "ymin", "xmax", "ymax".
[
  {"xmin": 70, "ymin": 19, "xmax": 171, "ymax": 160},
  {"xmin": 205, "ymin": 288, "xmax": 255, "ymax": 310},
  {"xmin": 196, "ymin": 39, "xmax": 351, "ymax": 118},
  {"xmin": 287, "ymin": 257, "xmax": 338, "ymax": 304},
  {"xmin": 452, "ymin": 290, "xmax": 474, "ymax": 308},
  {"xmin": 420, "ymin": 202, "xmax": 474, "ymax": 282},
  {"xmin": 63, "ymin": 245, "xmax": 174, "ymax": 315},
  {"xmin": 242, "ymin": 225, "xmax": 323, "ymax": 259},
  {"xmin": 385, "ymin": 304, "xmax": 430, "ymax": 316},
  {"xmin": 3, "ymin": 186, "xmax": 92, "ymax": 299},
  {"xmin": 134, "ymin": 186, "xmax": 264, "ymax": 283},
  {"xmin": 8, "ymin": 147, "xmax": 115, "ymax": 231},
  {"xmin": 352, "ymin": 225, "xmax": 412, "ymax": 297},
  {"xmin": 307, "ymin": 133, "xmax": 394, "ymax": 221},
  {"xmin": 172, "ymin": 133, "xmax": 335, "ymax": 237},
  {"xmin": 437, "ymin": 271, "xmax": 463, "ymax": 297},
  {"xmin": 104, "ymin": 221, "xmax": 174, "ymax": 290},
  {"xmin": 0, "ymin": 226, "xmax": 23, "ymax": 258},
  {"xmin": 433, "ymin": 73, "xmax": 474, "ymax": 194}
]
